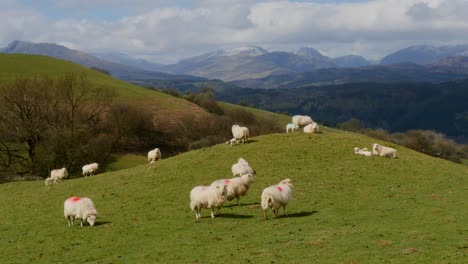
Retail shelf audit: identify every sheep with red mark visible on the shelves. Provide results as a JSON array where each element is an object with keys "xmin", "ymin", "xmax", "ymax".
[
  {"xmin": 147, "ymin": 148, "xmax": 161, "ymax": 163},
  {"xmin": 190, "ymin": 183, "xmax": 228, "ymax": 219},
  {"xmin": 211, "ymin": 173, "xmax": 254, "ymax": 205},
  {"xmin": 64, "ymin": 197, "xmax": 98, "ymax": 227},
  {"xmin": 231, "ymin": 158, "xmax": 255, "ymax": 177},
  {"xmin": 261, "ymin": 179, "xmax": 293, "ymax": 220}
]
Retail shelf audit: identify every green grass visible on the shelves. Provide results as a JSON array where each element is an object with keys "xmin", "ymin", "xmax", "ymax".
[
  {"xmin": 1, "ymin": 130, "xmax": 467, "ymax": 263},
  {"xmin": 104, "ymin": 153, "xmax": 147, "ymax": 172}
]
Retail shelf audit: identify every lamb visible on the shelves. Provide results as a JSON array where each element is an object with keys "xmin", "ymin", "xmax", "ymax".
[
  {"xmin": 292, "ymin": 115, "xmax": 313, "ymax": 127},
  {"xmin": 147, "ymin": 148, "xmax": 162, "ymax": 163},
  {"xmin": 50, "ymin": 167, "xmax": 68, "ymax": 183},
  {"xmin": 286, "ymin": 123, "xmax": 299, "ymax": 133},
  {"xmin": 231, "ymin": 158, "xmax": 255, "ymax": 176},
  {"xmin": 303, "ymin": 122, "xmax": 319, "ymax": 133},
  {"xmin": 231, "ymin": 125, "xmax": 249, "ymax": 144},
  {"xmin": 190, "ymin": 183, "xmax": 228, "ymax": 219},
  {"xmin": 354, "ymin": 147, "xmax": 372, "ymax": 157},
  {"xmin": 372, "ymin": 143, "xmax": 398, "ymax": 158},
  {"xmin": 82, "ymin": 163, "xmax": 99, "ymax": 177},
  {"xmin": 211, "ymin": 173, "xmax": 254, "ymax": 205},
  {"xmin": 44, "ymin": 177, "xmax": 55, "ymax": 186},
  {"xmin": 64, "ymin": 196, "xmax": 98, "ymax": 227},
  {"xmin": 225, "ymin": 138, "xmax": 239, "ymax": 147},
  {"xmin": 261, "ymin": 179, "xmax": 293, "ymax": 220}
]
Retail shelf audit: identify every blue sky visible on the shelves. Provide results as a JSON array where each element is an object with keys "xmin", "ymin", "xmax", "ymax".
[{"xmin": 2, "ymin": 0, "xmax": 468, "ymax": 63}]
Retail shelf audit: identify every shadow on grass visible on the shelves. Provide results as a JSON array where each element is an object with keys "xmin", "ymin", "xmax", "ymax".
[
  {"xmin": 284, "ymin": 210, "xmax": 318, "ymax": 218},
  {"xmin": 94, "ymin": 221, "xmax": 112, "ymax": 226},
  {"xmin": 224, "ymin": 202, "xmax": 259, "ymax": 208},
  {"xmin": 218, "ymin": 213, "xmax": 254, "ymax": 219}
]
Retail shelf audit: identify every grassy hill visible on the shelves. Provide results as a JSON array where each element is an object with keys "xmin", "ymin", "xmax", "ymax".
[{"xmin": 0, "ymin": 130, "xmax": 466, "ymax": 263}]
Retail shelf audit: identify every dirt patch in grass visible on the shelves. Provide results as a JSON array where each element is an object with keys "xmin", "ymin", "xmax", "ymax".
[
  {"xmin": 401, "ymin": 248, "xmax": 419, "ymax": 255},
  {"xmin": 376, "ymin": 240, "xmax": 393, "ymax": 247}
]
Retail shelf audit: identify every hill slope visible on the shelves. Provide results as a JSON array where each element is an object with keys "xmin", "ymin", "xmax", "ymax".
[{"xmin": 0, "ymin": 131, "xmax": 466, "ymax": 263}]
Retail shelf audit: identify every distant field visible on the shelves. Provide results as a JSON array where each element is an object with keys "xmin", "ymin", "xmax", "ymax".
[{"xmin": 0, "ymin": 131, "xmax": 466, "ymax": 263}]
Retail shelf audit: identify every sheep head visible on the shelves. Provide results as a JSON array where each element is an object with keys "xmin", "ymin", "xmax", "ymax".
[
  {"xmin": 87, "ymin": 215, "xmax": 96, "ymax": 226},
  {"xmin": 241, "ymin": 173, "xmax": 254, "ymax": 185},
  {"xmin": 280, "ymin": 178, "xmax": 293, "ymax": 187}
]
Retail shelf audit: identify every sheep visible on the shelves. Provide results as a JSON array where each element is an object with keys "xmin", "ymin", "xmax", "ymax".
[
  {"xmin": 148, "ymin": 148, "xmax": 162, "ymax": 164},
  {"xmin": 211, "ymin": 173, "xmax": 254, "ymax": 205},
  {"xmin": 292, "ymin": 115, "xmax": 313, "ymax": 127},
  {"xmin": 64, "ymin": 197, "xmax": 98, "ymax": 227},
  {"xmin": 354, "ymin": 147, "xmax": 372, "ymax": 157},
  {"xmin": 190, "ymin": 183, "xmax": 228, "ymax": 219},
  {"xmin": 303, "ymin": 122, "xmax": 319, "ymax": 133},
  {"xmin": 261, "ymin": 179, "xmax": 293, "ymax": 220},
  {"xmin": 372, "ymin": 143, "xmax": 398, "ymax": 158},
  {"xmin": 231, "ymin": 125, "xmax": 249, "ymax": 144},
  {"xmin": 225, "ymin": 138, "xmax": 239, "ymax": 147},
  {"xmin": 231, "ymin": 158, "xmax": 255, "ymax": 177},
  {"xmin": 286, "ymin": 123, "xmax": 299, "ymax": 133},
  {"xmin": 44, "ymin": 177, "xmax": 55, "ymax": 186},
  {"xmin": 82, "ymin": 163, "xmax": 99, "ymax": 177},
  {"xmin": 50, "ymin": 167, "xmax": 68, "ymax": 183}
]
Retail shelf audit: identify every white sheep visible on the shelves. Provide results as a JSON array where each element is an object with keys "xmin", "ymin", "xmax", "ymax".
[
  {"xmin": 261, "ymin": 179, "xmax": 293, "ymax": 220},
  {"xmin": 225, "ymin": 138, "xmax": 239, "ymax": 147},
  {"xmin": 231, "ymin": 158, "xmax": 255, "ymax": 176},
  {"xmin": 286, "ymin": 123, "xmax": 299, "ymax": 133},
  {"xmin": 82, "ymin": 163, "xmax": 99, "ymax": 177},
  {"xmin": 231, "ymin": 125, "xmax": 249, "ymax": 144},
  {"xmin": 354, "ymin": 147, "xmax": 372, "ymax": 157},
  {"xmin": 211, "ymin": 173, "xmax": 254, "ymax": 205},
  {"xmin": 44, "ymin": 177, "xmax": 55, "ymax": 186},
  {"xmin": 190, "ymin": 183, "xmax": 228, "ymax": 219},
  {"xmin": 50, "ymin": 167, "xmax": 68, "ymax": 183},
  {"xmin": 148, "ymin": 148, "xmax": 162, "ymax": 163},
  {"xmin": 64, "ymin": 197, "xmax": 98, "ymax": 227},
  {"xmin": 303, "ymin": 122, "xmax": 319, "ymax": 133},
  {"xmin": 292, "ymin": 115, "xmax": 313, "ymax": 127},
  {"xmin": 372, "ymin": 143, "xmax": 398, "ymax": 158}
]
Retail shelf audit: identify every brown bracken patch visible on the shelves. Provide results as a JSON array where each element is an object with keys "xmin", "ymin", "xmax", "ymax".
[{"xmin": 401, "ymin": 248, "xmax": 419, "ymax": 254}]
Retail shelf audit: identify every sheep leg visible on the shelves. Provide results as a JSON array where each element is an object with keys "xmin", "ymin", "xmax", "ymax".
[
  {"xmin": 273, "ymin": 208, "xmax": 279, "ymax": 218},
  {"xmin": 80, "ymin": 219, "xmax": 84, "ymax": 227},
  {"xmin": 263, "ymin": 210, "xmax": 268, "ymax": 220},
  {"xmin": 210, "ymin": 209, "xmax": 215, "ymax": 218},
  {"xmin": 236, "ymin": 196, "xmax": 240, "ymax": 206}
]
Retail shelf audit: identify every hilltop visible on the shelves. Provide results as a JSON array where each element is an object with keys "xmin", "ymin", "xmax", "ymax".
[{"xmin": 0, "ymin": 131, "xmax": 466, "ymax": 263}]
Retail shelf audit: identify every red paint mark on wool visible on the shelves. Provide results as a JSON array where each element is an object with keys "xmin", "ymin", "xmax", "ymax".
[
  {"xmin": 224, "ymin": 179, "xmax": 231, "ymax": 185},
  {"xmin": 68, "ymin": 196, "xmax": 80, "ymax": 202},
  {"xmin": 276, "ymin": 186, "xmax": 283, "ymax": 192}
]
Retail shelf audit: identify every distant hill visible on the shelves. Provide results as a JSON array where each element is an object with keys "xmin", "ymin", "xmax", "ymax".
[
  {"xmin": 331, "ymin": 55, "xmax": 371, "ymax": 68},
  {"xmin": 380, "ymin": 44, "xmax": 468, "ymax": 65},
  {"xmin": 0, "ymin": 40, "xmax": 204, "ymax": 82},
  {"xmin": 231, "ymin": 62, "xmax": 468, "ymax": 89},
  {"xmin": 93, "ymin": 51, "xmax": 166, "ymax": 72}
]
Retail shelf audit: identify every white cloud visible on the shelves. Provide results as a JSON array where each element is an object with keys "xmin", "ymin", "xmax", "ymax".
[{"xmin": 2, "ymin": 0, "xmax": 468, "ymax": 63}]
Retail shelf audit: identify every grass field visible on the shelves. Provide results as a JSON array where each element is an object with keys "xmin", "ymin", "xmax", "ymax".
[{"xmin": 0, "ymin": 130, "xmax": 466, "ymax": 263}]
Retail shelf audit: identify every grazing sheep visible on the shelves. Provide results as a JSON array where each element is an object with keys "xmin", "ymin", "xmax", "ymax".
[
  {"xmin": 226, "ymin": 138, "xmax": 239, "ymax": 147},
  {"xmin": 190, "ymin": 183, "xmax": 228, "ymax": 219},
  {"xmin": 44, "ymin": 177, "xmax": 55, "ymax": 186},
  {"xmin": 82, "ymin": 163, "xmax": 99, "ymax": 177},
  {"xmin": 261, "ymin": 179, "xmax": 293, "ymax": 220},
  {"xmin": 286, "ymin": 123, "xmax": 299, "ymax": 133},
  {"xmin": 64, "ymin": 197, "xmax": 98, "ymax": 227},
  {"xmin": 372, "ymin": 143, "xmax": 398, "ymax": 158},
  {"xmin": 354, "ymin": 147, "xmax": 372, "ymax": 157},
  {"xmin": 303, "ymin": 122, "xmax": 319, "ymax": 133},
  {"xmin": 292, "ymin": 115, "xmax": 313, "ymax": 127},
  {"xmin": 211, "ymin": 173, "xmax": 254, "ymax": 205},
  {"xmin": 231, "ymin": 158, "xmax": 255, "ymax": 176},
  {"xmin": 231, "ymin": 125, "xmax": 249, "ymax": 144},
  {"xmin": 148, "ymin": 148, "xmax": 162, "ymax": 163},
  {"xmin": 50, "ymin": 167, "xmax": 68, "ymax": 183}
]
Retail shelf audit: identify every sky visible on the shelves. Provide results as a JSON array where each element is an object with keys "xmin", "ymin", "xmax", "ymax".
[{"xmin": 1, "ymin": 0, "xmax": 468, "ymax": 63}]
